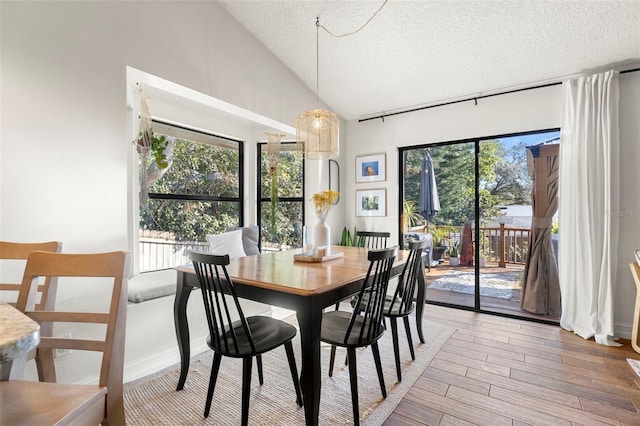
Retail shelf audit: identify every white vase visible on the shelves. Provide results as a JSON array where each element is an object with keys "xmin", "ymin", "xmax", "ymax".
[{"xmin": 314, "ymin": 220, "xmax": 331, "ymax": 256}]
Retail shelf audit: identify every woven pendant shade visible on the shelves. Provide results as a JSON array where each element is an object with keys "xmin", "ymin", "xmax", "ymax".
[{"xmin": 296, "ymin": 108, "xmax": 339, "ymax": 160}]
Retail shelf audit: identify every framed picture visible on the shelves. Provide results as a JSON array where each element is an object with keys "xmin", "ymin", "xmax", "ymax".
[
  {"xmin": 355, "ymin": 153, "xmax": 386, "ymax": 183},
  {"xmin": 356, "ymin": 189, "xmax": 386, "ymax": 217}
]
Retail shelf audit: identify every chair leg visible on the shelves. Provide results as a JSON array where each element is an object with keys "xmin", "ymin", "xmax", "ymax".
[
  {"xmin": 257, "ymin": 354, "xmax": 264, "ymax": 385},
  {"xmin": 241, "ymin": 357, "xmax": 253, "ymax": 426},
  {"xmin": 371, "ymin": 342, "xmax": 387, "ymax": 398},
  {"xmin": 284, "ymin": 341, "xmax": 303, "ymax": 407},
  {"xmin": 390, "ymin": 317, "xmax": 402, "ymax": 382},
  {"xmin": 403, "ymin": 316, "xmax": 415, "ymax": 360},
  {"xmin": 328, "ymin": 345, "xmax": 337, "ymax": 377},
  {"xmin": 346, "ymin": 347, "xmax": 360, "ymax": 426},
  {"xmin": 204, "ymin": 353, "xmax": 222, "ymax": 418}
]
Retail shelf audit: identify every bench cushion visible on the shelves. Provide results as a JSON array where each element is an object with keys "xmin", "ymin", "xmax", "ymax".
[{"xmin": 128, "ymin": 269, "xmax": 177, "ymax": 303}]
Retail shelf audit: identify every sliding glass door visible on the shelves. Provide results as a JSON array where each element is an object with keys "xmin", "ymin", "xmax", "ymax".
[{"xmin": 400, "ymin": 129, "xmax": 560, "ymax": 322}]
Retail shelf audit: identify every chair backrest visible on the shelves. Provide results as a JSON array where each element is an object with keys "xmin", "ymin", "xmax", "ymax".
[
  {"xmin": 15, "ymin": 250, "xmax": 130, "ymax": 424},
  {"xmin": 387, "ymin": 238, "xmax": 428, "ymax": 315},
  {"xmin": 0, "ymin": 241, "xmax": 63, "ymax": 309},
  {"xmin": 356, "ymin": 231, "xmax": 390, "ymax": 249},
  {"xmin": 189, "ymin": 250, "xmax": 255, "ymax": 355},
  {"xmin": 344, "ymin": 246, "xmax": 397, "ymax": 345}
]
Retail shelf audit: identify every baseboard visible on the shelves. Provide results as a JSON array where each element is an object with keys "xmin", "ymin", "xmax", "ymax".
[
  {"xmin": 615, "ymin": 322, "xmax": 632, "ymax": 341},
  {"xmin": 123, "ymin": 336, "xmax": 209, "ymax": 383}
]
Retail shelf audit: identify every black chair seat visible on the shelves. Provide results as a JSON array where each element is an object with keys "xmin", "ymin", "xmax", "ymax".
[
  {"xmin": 321, "ymin": 311, "xmax": 385, "ymax": 347},
  {"xmin": 355, "ymin": 293, "xmax": 416, "ymax": 318},
  {"xmin": 208, "ymin": 316, "xmax": 298, "ymax": 357},
  {"xmin": 383, "ymin": 296, "xmax": 415, "ymax": 318}
]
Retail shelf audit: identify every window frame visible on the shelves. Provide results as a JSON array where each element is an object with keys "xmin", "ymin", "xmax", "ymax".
[
  {"xmin": 256, "ymin": 141, "xmax": 306, "ymax": 251},
  {"xmin": 136, "ymin": 118, "xmax": 244, "ymax": 272}
]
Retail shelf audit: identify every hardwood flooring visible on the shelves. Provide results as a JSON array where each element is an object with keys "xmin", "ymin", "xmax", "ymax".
[{"xmin": 385, "ymin": 305, "xmax": 640, "ymax": 426}]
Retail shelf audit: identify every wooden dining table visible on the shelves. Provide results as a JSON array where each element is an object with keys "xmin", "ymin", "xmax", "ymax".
[
  {"xmin": 173, "ymin": 245, "xmax": 427, "ymax": 426},
  {"xmin": 0, "ymin": 299, "xmax": 40, "ymax": 380}
]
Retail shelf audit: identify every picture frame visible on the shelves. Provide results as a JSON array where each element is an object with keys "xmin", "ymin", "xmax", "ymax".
[
  {"xmin": 355, "ymin": 189, "xmax": 386, "ymax": 217},
  {"xmin": 355, "ymin": 153, "xmax": 386, "ymax": 183}
]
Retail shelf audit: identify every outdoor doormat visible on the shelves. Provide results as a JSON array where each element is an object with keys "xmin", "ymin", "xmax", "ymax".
[{"xmin": 429, "ymin": 270, "xmax": 519, "ymax": 299}]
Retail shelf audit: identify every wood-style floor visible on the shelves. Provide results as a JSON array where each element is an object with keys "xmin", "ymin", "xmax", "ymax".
[{"xmin": 385, "ymin": 305, "xmax": 640, "ymax": 426}]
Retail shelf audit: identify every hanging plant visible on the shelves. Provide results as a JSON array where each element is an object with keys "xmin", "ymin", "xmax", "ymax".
[
  {"xmin": 266, "ymin": 133, "xmax": 285, "ymax": 239},
  {"xmin": 136, "ymin": 131, "xmax": 169, "ymax": 170}
]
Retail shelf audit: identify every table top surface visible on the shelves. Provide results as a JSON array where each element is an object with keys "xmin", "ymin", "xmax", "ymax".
[
  {"xmin": 176, "ymin": 245, "xmax": 408, "ymax": 296},
  {"xmin": 0, "ymin": 299, "xmax": 40, "ymax": 363}
]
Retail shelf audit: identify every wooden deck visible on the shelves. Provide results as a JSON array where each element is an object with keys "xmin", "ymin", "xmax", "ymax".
[{"xmin": 425, "ymin": 261, "xmax": 559, "ymax": 323}]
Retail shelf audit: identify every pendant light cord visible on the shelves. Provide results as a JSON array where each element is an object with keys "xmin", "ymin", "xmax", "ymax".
[
  {"xmin": 314, "ymin": 0, "xmax": 387, "ymax": 109},
  {"xmin": 318, "ymin": 0, "xmax": 388, "ymax": 38},
  {"xmin": 316, "ymin": 17, "xmax": 319, "ymax": 110}
]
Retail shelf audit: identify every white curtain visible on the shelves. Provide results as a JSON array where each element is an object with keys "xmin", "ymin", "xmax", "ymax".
[{"xmin": 558, "ymin": 71, "xmax": 620, "ymax": 345}]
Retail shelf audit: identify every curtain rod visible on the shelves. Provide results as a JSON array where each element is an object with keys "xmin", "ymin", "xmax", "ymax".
[{"xmin": 359, "ymin": 67, "xmax": 640, "ymax": 123}]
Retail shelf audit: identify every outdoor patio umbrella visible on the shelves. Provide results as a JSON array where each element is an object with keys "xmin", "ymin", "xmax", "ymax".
[
  {"xmin": 419, "ymin": 151, "xmax": 440, "ymax": 224},
  {"xmin": 521, "ymin": 143, "xmax": 561, "ymax": 316},
  {"xmin": 419, "ymin": 151, "xmax": 441, "ymax": 267}
]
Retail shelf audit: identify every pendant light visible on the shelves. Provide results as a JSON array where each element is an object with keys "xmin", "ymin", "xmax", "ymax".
[{"xmin": 296, "ymin": 18, "xmax": 339, "ymax": 160}]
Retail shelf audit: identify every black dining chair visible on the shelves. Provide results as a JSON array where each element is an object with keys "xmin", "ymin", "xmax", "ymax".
[
  {"xmin": 333, "ymin": 231, "xmax": 391, "ymax": 311},
  {"xmin": 356, "ymin": 231, "xmax": 390, "ymax": 249},
  {"xmin": 323, "ymin": 246, "xmax": 397, "ymax": 425},
  {"xmin": 189, "ymin": 250, "xmax": 303, "ymax": 425},
  {"xmin": 351, "ymin": 238, "xmax": 428, "ymax": 381},
  {"xmin": 381, "ymin": 237, "xmax": 428, "ymax": 381}
]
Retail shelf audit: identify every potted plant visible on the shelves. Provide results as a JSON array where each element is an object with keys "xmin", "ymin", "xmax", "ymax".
[
  {"xmin": 429, "ymin": 225, "xmax": 448, "ymax": 263},
  {"xmin": 448, "ymin": 240, "xmax": 460, "ymax": 266},
  {"xmin": 402, "ymin": 200, "xmax": 425, "ymax": 233}
]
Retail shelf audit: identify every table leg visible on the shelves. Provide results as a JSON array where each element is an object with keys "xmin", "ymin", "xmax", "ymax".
[
  {"xmin": 416, "ymin": 256, "xmax": 427, "ymax": 343},
  {"xmin": 174, "ymin": 272, "xmax": 194, "ymax": 391},
  {"xmin": 296, "ymin": 300, "xmax": 323, "ymax": 426}
]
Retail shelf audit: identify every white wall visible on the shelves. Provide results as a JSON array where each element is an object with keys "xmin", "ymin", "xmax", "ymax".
[
  {"xmin": 344, "ymin": 74, "xmax": 640, "ymax": 339},
  {"xmin": 0, "ymin": 1, "xmax": 339, "ymax": 383}
]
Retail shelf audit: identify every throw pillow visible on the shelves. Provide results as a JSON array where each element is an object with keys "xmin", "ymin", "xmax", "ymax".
[
  {"xmin": 206, "ymin": 229, "xmax": 246, "ymax": 259},
  {"xmin": 227, "ymin": 226, "xmax": 261, "ymax": 256}
]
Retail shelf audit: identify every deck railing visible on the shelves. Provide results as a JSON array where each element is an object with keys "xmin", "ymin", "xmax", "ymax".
[
  {"xmin": 433, "ymin": 224, "xmax": 530, "ymax": 267},
  {"xmin": 139, "ymin": 235, "xmax": 208, "ymax": 272}
]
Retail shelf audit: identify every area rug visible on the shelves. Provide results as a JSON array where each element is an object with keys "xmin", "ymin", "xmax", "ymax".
[
  {"xmin": 123, "ymin": 316, "xmax": 454, "ymax": 425},
  {"xmin": 429, "ymin": 270, "xmax": 518, "ymax": 299},
  {"xmin": 628, "ymin": 358, "xmax": 640, "ymax": 378}
]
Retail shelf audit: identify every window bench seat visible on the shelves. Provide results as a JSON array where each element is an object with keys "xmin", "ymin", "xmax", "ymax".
[{"xmin": 128, "ymin": 269, "xmax": 177, "ymax": 303}]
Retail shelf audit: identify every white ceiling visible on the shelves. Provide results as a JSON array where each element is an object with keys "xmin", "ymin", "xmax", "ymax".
[{"xmin": 218, "ymin": 0, "xmax": 640, "ymax": 121}]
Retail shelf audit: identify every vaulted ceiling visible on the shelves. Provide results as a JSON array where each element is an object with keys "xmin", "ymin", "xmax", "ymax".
[{"xmin": 218, "ymin": 0, "xmax": 640, "ymax": 121}]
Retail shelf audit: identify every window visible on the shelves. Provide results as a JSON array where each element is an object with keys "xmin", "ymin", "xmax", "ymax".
[
  {"xmin": 139, "ymin": 120, "xmax": 243, "ymax": 272},
  {"xmin": 257, "ymin": 142, "xmax": 305, "ymax": 252}
]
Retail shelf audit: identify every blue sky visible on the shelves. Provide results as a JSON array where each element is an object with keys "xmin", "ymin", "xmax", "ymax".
[{"xmin": 498, "ymin": 131, "xmax": 560, "ymax": 150}]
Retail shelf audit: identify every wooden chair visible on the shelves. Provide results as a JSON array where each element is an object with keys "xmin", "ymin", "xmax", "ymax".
[
  {"xmin": 0, "ymin": 241, "xmax": 62, "ymax": 381},
  {"xmin": 189, "ymin": 250, "xmax": 303, "ymax": 425},
  {"xmin": 356, "ymin": 231, "xmax": 390, "ymax": 249},
  {"xmin": 323, "ymin": 246, "xmax": 397, "ymax": 425},
  {"xmin": 0, "ymin": 250, "xmax": 130, "ymax": 426}
]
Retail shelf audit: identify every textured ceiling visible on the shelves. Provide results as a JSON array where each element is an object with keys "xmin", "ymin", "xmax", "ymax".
[{"xmin": 218, "ymin": 0, "xmax": 640, "ymax": 121}]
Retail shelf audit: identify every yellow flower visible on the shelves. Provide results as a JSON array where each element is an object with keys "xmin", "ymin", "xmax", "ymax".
[{"xmin": 311, "ymin": 190, "xmax": 339, "ymax": 220}]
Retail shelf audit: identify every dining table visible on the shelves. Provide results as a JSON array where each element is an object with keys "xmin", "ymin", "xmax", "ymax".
[
  {"xmin": 173, "ymin": 245, "xmax": 427, "ymax": 426},
  {"xmin": 0, "ymin": 299, "xmax": 40, "ymax": 380}
]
